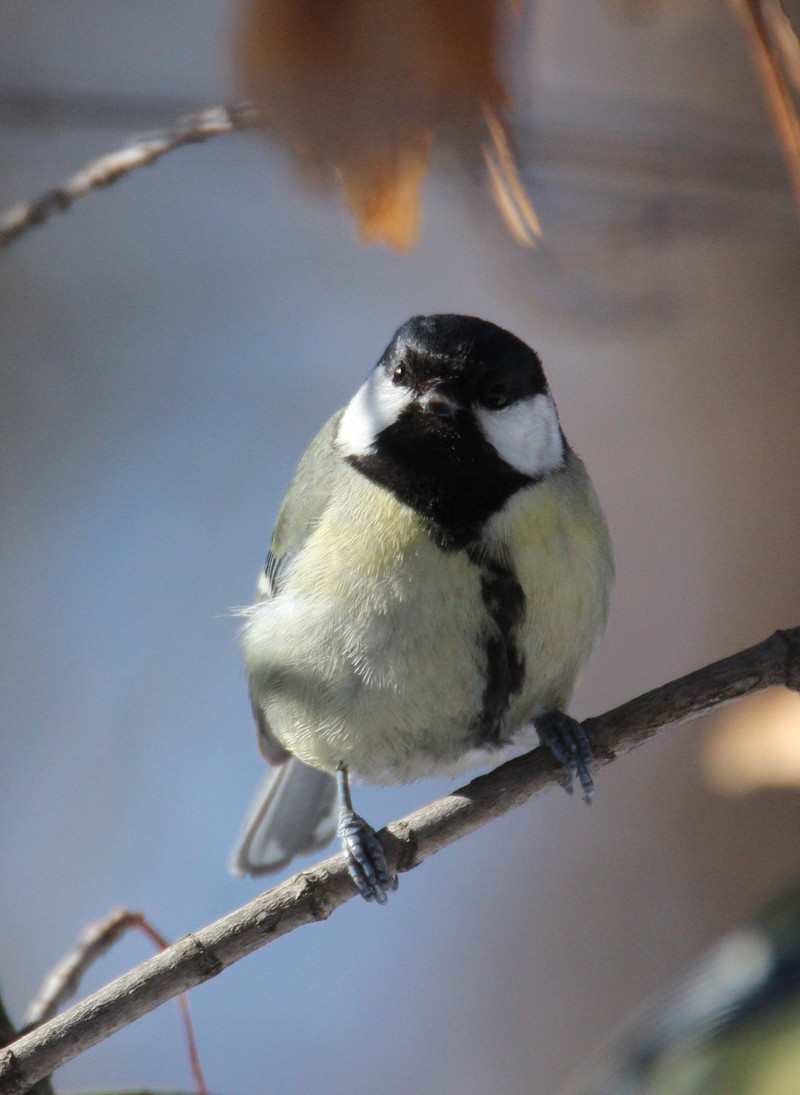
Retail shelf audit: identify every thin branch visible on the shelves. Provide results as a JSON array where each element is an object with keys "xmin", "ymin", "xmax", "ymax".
[
  {"xmin": 23, "ymin": 908, "xmax": 137, "ymax": 1028},
  {"xmin": 0, "ymin": 103, "xmax": 258, "ymax": 249},
  {"xmin": 1, "ymin": 627, "xmax": 799, "ymax": 1095},
  {"xmin": 22, "ymin": 909, "xmax": 207, "ymax": 1095},
  {"xmin": 764, "ymin": 0, "xmax": 800, "ymax": 94},
  {"xmin": 727, "ymin": 0, "xmax": 800, "ymax": 212}
]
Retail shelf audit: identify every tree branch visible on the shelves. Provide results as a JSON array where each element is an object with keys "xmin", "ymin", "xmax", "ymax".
[
  {"xmin": 0, "ymin": 994, "xmax": 53, "ymax": 1095},
  {"xmin": 21, "ymin": 908, "xmax": 207, "ymax": 1095},
  {"xmin": 0, "ymin": 103, "xmax": 258, "ymax": 250},
  {"xmin": 1, "ymin": 627, "xmax": 799, "ymax": 1094}
]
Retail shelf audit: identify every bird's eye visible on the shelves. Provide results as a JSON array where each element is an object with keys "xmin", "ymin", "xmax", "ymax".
[
  {"xmin": 481, "ymin": 381, "xmax": 514, "ymax": 410},
  {"xmin": 392, "ymin": 363, "xmax": 407, "ymax": 384}
]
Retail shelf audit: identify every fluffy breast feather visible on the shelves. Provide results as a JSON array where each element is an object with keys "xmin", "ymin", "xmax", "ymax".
[
  {"xmin": 242, "ymin": 452, "xmax": 612, "ymax": 783},
  {"xmin": 242, "ymin": 467, "xmax": 489, "ymax": 780}
]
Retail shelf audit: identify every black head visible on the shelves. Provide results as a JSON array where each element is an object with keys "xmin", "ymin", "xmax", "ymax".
[
  {"xmin": 337, "ymin": 314, "xmax": 566, "ymax": 549},
  {"xmin": 380, "ymin": 314, "xmax": 549, "ymax": 408}
]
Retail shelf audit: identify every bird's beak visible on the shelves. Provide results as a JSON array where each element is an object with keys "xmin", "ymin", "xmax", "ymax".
[{"xmin": 418, "ymin": 382, "xmax": 463, "ymax": 419}]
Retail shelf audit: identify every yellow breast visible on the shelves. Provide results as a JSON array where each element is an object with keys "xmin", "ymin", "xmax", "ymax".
[
  {"xmin": 485, "ymin": 453, "xmax": 614, "ymax": 727},
  {"xmin": 243, "ymin": 471, "xmax": 489, "ymax": 780},
  {"xmin": 243, "ymin": 454, "xmax": 613, "ymax": 783}
]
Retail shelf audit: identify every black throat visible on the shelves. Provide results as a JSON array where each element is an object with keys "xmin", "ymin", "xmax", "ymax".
[{"xmin": 347, "ymin": 407, "xmax": 534, "ymax": 550}]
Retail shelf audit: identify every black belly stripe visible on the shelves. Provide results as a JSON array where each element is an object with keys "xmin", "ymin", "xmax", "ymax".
[{"xmin": 471, "ymin": 556, "xmax": 526, "ymax": 747}]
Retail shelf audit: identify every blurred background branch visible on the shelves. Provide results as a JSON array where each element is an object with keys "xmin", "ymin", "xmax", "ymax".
[
  {"xmin": 726, "ymin": 0, "xmax": 800, "ymax": 205},
  {"xmin": 0, "ymin": 104, "xmax": 258, "ymax": 249}
]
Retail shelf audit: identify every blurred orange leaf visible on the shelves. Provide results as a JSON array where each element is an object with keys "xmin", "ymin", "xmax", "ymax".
[{"xmin": 237, "ymin": 0, "xmax": 538, "ymax": 247}]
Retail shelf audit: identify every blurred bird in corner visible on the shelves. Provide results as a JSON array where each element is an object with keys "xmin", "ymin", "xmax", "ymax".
[
  {"xmin": 565, "ymin": 881, "xmax": 800, "ymax": 1095},
  {"xmin": 236, "ymin": 0, "xmax": 541, "ymax": 249}
]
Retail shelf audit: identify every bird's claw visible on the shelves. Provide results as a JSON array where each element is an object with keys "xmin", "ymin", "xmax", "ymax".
[
  {"xmin": 338, "ymin": 810, "xmax": 397, "ymax": 904},
  {"xmin": 537, "ymin": 711, "xmax": 596, "ymax": 803}
]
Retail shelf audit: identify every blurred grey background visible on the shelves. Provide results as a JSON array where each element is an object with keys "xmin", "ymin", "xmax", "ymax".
[{"xmin": 1, "ymin": 1, "xmax": 799, "ymax": 1092}]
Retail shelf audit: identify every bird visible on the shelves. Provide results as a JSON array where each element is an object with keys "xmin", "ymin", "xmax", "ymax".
[
  {"xmin": 565, "ymin": 881, "xmax": 800, "ymax": 1095},
  {"xmin": 231, "ymin": 314, "xmax": 614, "ymax": 903}
]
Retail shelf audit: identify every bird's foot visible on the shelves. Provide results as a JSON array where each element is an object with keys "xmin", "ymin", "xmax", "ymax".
[
  {"xmin": 537, "ymin": 711, "xmax": 596, "ymax": 803},
  {"xmin": 338, "ymin": 810, "xmax": 397, "ymax": 904}
]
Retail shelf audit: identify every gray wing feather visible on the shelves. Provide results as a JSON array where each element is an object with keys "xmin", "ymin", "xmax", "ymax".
[
  {"xmin": 230, "ymin": 757, "xmax": 338, "ymax": 876},
  {"xmin": 236, "ymin": 413, "xmax": 344, "ymax": 876},
  {"xmin": 248, "ymin": 411, "xmax": 344, "ymax": 763}
]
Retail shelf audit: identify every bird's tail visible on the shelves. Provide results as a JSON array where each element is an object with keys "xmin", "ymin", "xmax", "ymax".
[{"xmin": 230, "ymin": 757, "xmax": 338, "ymax": 877}]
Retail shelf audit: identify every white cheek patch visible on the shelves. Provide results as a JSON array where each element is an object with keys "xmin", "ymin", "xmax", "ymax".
[
  {"xmin": 477, "ymin": 392, "xmax": 564, "ymax": 478},
  {"xmin": 336, "ymin": 371, "xmax": 414, "ymax": 457}
]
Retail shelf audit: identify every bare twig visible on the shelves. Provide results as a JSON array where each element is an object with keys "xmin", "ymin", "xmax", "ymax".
[
  {"xmin": 22, "ymin": 909, "xmax": 207, "ymax": 1095},
  {"xmin": 1, "ymin": 627, "xmax": 799, "ymax": 1095},
  {"xmin": 23, "ymin": 908, "xmax": 136, "ymax": 1028},
  {"xmin": 0, "ymin": 103, "xmax": 258, "ymax": 249},
  {"xmin": 765, "ymin": 0, "xmax": 800, "ymax": 94},
  {"xmin": 727, "ymin": 0, "xmax": 800, "ymax": 211}
]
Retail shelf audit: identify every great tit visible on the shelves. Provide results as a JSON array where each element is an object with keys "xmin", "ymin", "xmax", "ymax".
[
  {"xmin": 567, "ymin": 882, "xmax": 800, "ymax": 1095},
  {"xmin": 232, "ymin": 314, "xmax": 614, "ymax": 903}
]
